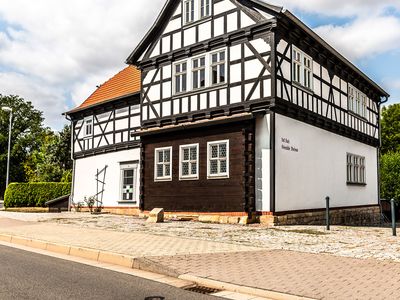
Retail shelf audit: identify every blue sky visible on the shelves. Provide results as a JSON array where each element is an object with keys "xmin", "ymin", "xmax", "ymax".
[{"xmin": 0, "ymin": 0, "xmax": 399, "ymax": 130}]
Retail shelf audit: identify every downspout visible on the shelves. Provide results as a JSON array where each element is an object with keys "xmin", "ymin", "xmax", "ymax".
[
  {"xmin": 64, "ymin": 113, "xmax": 76, "ymax": 212},
  {"xmin": 377, "ymin": 96, "xmax": 389, "ymax": 218}
]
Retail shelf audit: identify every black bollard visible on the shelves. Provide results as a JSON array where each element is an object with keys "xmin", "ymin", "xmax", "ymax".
[
  {"xmin": 326, "ymin": 196, "xmax": 330, "ymax": 231},
  {"xmin": 391, "ymin": 199, "xmax": 397, "ymax": 237}
]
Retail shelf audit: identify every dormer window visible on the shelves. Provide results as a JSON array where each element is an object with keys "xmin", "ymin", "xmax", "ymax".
[{"xmin": 184, "ymin": 0, "xmax": 211, "ymax": 25}]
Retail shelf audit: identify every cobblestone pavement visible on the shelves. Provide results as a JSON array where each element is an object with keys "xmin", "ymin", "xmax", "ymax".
[{"xmin": 2, "ymin": 211, "xmax": 397, "ymax": 262}]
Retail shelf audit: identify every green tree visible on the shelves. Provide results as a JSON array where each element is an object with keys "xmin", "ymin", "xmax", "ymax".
[
  {"xmin": 380, "ymin": 152, "xmax": 400, "ymax": 203},
  {"xmin": 0, "ymin": 95, "xmax": 45, "ymax": 196},
  {"xmin": 24, "ymin": 125, "xmax": 72, "ymax": 183},
  {"xmin": 381, "ymin": 104, "xmax": 400, "ymax": 155}
]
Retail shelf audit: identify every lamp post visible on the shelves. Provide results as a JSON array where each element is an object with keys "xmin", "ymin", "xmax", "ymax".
[{"xmin": 1, "ymin": 107, "xmax": 12, "ymax": 189}]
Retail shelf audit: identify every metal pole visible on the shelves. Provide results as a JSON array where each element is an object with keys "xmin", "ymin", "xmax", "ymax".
[
  {"xmin": 5, "ymin": 111, "xmax": 12, "ymax": 189},
  {"xmin": 391, "ymin": 199, "xmax": 396, "ymax": 237},
  {"xmin": 326, "ymin": 196, "xmax": 330, "ymax": 231}
]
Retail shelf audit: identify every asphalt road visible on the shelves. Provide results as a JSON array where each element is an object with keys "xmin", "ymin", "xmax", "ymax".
[{"xmin": 0, "ymin": 245, "xmax": 217, "ymax": 300}]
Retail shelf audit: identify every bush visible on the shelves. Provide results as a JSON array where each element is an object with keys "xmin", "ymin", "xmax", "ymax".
[
  {"xmin": 380, "ymin": 151, "xmax": 400, "ymax": 204},
  {"xmin": 4, "ymin": 182, "xmax": 71, "ymax": 208}
]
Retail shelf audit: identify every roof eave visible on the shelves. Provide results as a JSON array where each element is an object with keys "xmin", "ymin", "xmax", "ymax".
[{"xmin": 65, "ymin": 91, "xmax": 140, "ymax": 116}]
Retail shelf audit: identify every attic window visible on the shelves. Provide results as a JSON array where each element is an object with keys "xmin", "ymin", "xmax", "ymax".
[
  {"xmin": 184, "ymin": 0, "xmax": 211, "ymax": 24},
  {"xmin": 200, "ymin": 0, "xmax": 210, "ymax": 18},
  {"xmin": 184, "ymin": 0, "xmax": 195, "ymax": 23}
]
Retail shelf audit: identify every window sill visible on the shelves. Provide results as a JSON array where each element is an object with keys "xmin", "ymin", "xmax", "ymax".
[
  {"xmin": 172, "ymin": 83, "xmax": 227, "ymax": 99},
  {"xmin": 179, "ymin": 176, "xmax": 199, "ymax": 181},
  {"xmin": 348, "ymin": 111, "xmax": 368, "ymax": 122},
  {"xmin": 183, "ymin": 17, "xmax": 212, "ymax": 30},
  {"xmin": 118, "ymin": 200, "xmax": 137, "ymax": 204},
  {"xmin": 292, "ymin": 81, "xmax": 314, "ymax": 95},
  {"xmin": 207, "ymin": 175, "xmax": 229, "ymax": 180},
  {"xmin": 347, "ymin": 182, "xmax": 367, "ymax": 186},
  {"xmin": 154, "ymin": 178, "xmax": 172, "ymax": 182}
]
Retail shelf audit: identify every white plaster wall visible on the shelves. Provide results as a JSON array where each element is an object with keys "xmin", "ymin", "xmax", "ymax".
[
  {"xmin": 255, "ymin": 114, "xmax": 271, "ymax": 212},
  {"xmin": 72, "ymin": 148, "xmax": 140, "ymax": 208},
  {"xmin": 275, "ymin": 114, "xmax": 378, "ymax": 212}
]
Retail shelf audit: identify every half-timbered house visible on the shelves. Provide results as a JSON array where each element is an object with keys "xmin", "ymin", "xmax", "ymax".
[
  {"xmin": 125, "ymin": 0, "xmax": 389, "ymax": 224},
  {"xmin": 66, "ymin": 66, "xmax": 142, "ymax": 214}
]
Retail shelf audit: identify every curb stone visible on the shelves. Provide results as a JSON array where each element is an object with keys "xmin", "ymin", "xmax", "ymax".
[
  {"xmin": 179, "ymin": 274, "xmax": 316, "ymax": 300},
  {"xmin": 0, "ymin": 233, "xmax": 311, "ymax": 300}
]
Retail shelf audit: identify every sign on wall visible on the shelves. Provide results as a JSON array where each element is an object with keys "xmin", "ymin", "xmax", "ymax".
[{"xmin": 280, "ymin": 137, "xmax": 299, "ymax": 153}]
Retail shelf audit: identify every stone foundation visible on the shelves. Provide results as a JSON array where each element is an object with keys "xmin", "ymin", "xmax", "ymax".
[
  {"xmin": 97, "ymin": 207, "xmax": 140, "ymax": 216},
  {"xmin": 273, "ymin": 206, "xmax": 381, "ymax": 226},
  {"xmin": 72, "ymin": 205, "xmax": 382, "ymax": 227}
]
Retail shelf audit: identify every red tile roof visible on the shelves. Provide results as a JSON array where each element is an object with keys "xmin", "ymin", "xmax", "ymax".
[{"xmin": 68, "ymin": 66, "xmax": 141, "ymax": 113}]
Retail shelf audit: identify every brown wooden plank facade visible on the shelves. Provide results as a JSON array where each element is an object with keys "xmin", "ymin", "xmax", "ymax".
[{"xmin": 141, "ymin": 120, "xmax": 254, "ymax": 212}]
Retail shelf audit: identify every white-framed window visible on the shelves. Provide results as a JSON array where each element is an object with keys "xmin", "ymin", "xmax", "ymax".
[
  {"xmin": 179, "ymin": 143, "xmax": 199, "ymax": 180},
  {"xmin": 183, "ymin": 0, "xmax": 211, "ymax": 25},
  {"xmin": 292, "ymin": 46, "xmax": 313, "ymax": 90},
  {"xmin": 154, "ymin": 147, "xmax": 172, "ymax": 181},
  {"xmin": 192, "ymin": 56, "xmax": 206, "ymax": 89},
  {"xmin": 348, "ymin": 84, "xmax": 367, "ymax": 118},
  {"xmin": 211, "ymin": 50, "xmax": 226, "ymax": 86},
  {"xmin": 347, "ymin": 153, "xmax": 366, "ymax": 185},
  {"xmin": 184, "ymin": 0, "xmax": 195, "ymax": 24},
  {"xmin": 83, "ymin": 116, "xmax": 93, "ymax": 138},
  {"xmin": 120, "ymin": 162, "xmax": 138, "ymax": 203},
  {"xmin": 173, "ymin": 48, "xmax": 227, "ymax": 95},
  {"xmin": 174, "ymin": 62, "xmax": 187, "ymax": 94},
  {"xmin": 207, "ymin": 140, "xmax": 229, "ymax": 179},
  {"xmin": 200, "ymin": 0, "xmax": 210, "ymax": 19}
]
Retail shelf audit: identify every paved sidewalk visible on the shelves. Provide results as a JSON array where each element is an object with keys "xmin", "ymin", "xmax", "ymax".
[
  {"xmin": 145, "ymin": 250, "xmax": 400, "ymax": 300},
  {"xmin": 1, "ymin": 216, "xmax": 400, "ymax": 299},
  {"xmin": 0, "ymin": 218, "xmax": 257, "ymax": 257}
]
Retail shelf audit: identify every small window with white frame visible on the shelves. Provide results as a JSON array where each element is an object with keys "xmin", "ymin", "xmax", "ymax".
[
  {"xmin": 155, "ymin": 147, "xmax": 172, "ymax": 181},
  {"xmin": 207, "ymin": 140, "xmax": 229, "ymax": 178},
  {"xmin": 83, "ymin": 116, "xmax": 93, "ymax": 138},
  {"xmin": 184, "ymin": 0, "xmax": 195, "ymax": 24},
  {"xmin": 120, "ymin": 162, "xmax": 138, "ymax": 203},
  {"xmin": 174, "ymin": 62, "xmax": 187, "ymax": 94},
  {"xmin": 184, "ymin": 0, "xmax": 210, "ymax": 25},
  {"xmin": 211, "ymin": 50, "xmax": 226, "ymax": 85},
  {"xmin": 292, "ymin": 46, "xmax": 313, "ymax": 90},
  {"xmin": 192, "ymin": 56, "xmax": 206, "ymax": 89},
  {"xmin": 348, "ymin": 84, "xmax": 367, "ymax": 118},
  {"xmin": 200, "ymin": 0, "xmax": 210, "ymax": 19},
  {"xmin": 179, "ymin": 144, "xmax": 199, "ymax": 180},
  {"xmin": 347, "ymin": 153, "xmax": 366, "ymax": 185}
]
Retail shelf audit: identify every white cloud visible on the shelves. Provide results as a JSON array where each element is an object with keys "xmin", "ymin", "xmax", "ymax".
[
  {"xmin": 314, "ymin": 15, "xmax": 400, "ymax": 60},
  {"xmin": 0, "ymin": 0, "xmax": 165, "ymax": 129},
  {"xmin": 0, "ymin": 71, "xmax": 67, "ymax": 127}
]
